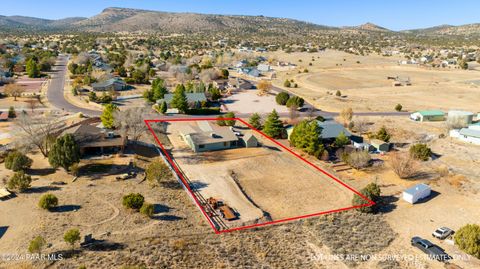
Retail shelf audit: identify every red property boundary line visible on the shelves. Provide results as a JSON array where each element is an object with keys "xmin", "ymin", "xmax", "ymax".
[{"xmin": 144, "ymin": 117, "xmax": 375, "ymax": 234}]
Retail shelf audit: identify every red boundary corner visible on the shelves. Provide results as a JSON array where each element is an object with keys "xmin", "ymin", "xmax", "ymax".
[{"xmin": 144, "ymin": 117, "xmax": 375, "ymax": 234}]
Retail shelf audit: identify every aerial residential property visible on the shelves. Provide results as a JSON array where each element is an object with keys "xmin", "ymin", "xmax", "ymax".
[{"xmin": 0, "ymin": 1, "xmax": 480, "ymax": 269}]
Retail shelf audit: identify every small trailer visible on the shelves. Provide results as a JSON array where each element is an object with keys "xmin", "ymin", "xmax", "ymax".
[{"xmin": 403, "ymin": 183, "xmax": 431, "ymax": 204}]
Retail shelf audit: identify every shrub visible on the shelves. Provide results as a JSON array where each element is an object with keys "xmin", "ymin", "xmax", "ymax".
[
  {"xmin": 454, "ymin": 224, "xmax": 480, "ymax": 258},
  {"xmin": 286, "ymin": 96, "xmax": 304, "ymax": 108},
  {"xmin": 64, "ymin": 229, "xmax": 80, "ymax": 251},
  {"xmin": 390, "ymin": 152, "xmax": 419, "ymax": 179},
  {"xmin": 283, "ymin": 79, "xmax": 291, "ymax": 88},
  {"xmin": 8, "ymin": 106, "xmax": 16, "ymax": 118},
  {"xmin": 335, "ymin": 132, "xmax": 350, "ymax": 148},
  {"xmin": 140, "ymin": 202, "xmax": 155, "ymax": 217},
  {"xmin": 343, "ymin": 151, "xmax": 371, "ymax": 169},
  {"xmin": 69, "ymin": 163, "xmax": 80, "ymax": 177},
  {"xmin": 395, "ymin": 103, "xmax": 402, "ymax": 112},
  {"xmin": 7, "ymin": 171, "xmax": 32, "ymax": 192},
  {"xmin": 28, "ymin": 236, "xmax": 46, "ymax": 254},
  {"xmin": 335, "ymin": 90, "xmax": 342, "ymax": 97},
  {"xmin": 276, "ymin": 92, "xmax": 290, "ymax": 105},
  {"xmin": 216, "ymin": 116, "xmax": 226, "ymax": 126},
  {"xmin": 4, "ymin": 151, "xmax": 33, "ymax": 171},
  {"xmin": 352, "ymin": 182, "xmax": 381, "ymax": 213},
  {"xmin": 374, "ymin": 126, "xmax": 391, "ymax": 142},
  {"xmin": 38, "ymin": 193, "xmax": 58, "ymax": 210},
  {"xmin": 146, "ymin": 159, "xmax": 173, "ymax": 186},
  {"xmin": 409, "ymin": 143, "xmax": 432, "ymax": 161},
  {"xmin": 122, "ymin": 193, "xmax": 145, "ymax": 210},
  {"xmin": 224, "ymin": 112, "xmax": 236, "ymax": 126}
]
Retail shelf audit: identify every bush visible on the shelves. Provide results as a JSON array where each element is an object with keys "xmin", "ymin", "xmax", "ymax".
[
  {"xmin": 38, "ymin": 193, "xmax": 58, "ymax": 210},
  {"xmin": 146, "ymin": 159, "xmax": 173, "ymax": 186},
  {"xmin": 343, "ymin": 151, "xmax": 371, "ymax": 169},
  {"xmin": 140, "ymin": 202, "xmax": 154, "ymax": 217},
  {"xmin": 186, "ymin": 107, "xmax": 221, "ymax": 115},
  {"xmin": 4, "ymin": 151, "xmax": 33, "ymax": 171},
  {"xmin": 454, "ymin": 224, "xmax": 480, "ymax": 258},
  {"xmin": 335, "ymin": 132, "xmax": 350, "ymax": 148},
  {"xmin": 276, "ymin": 92, "xmax": 290, "ymax": 105},
  {"xmin": 409, "ymin": 143, "xmax": 432, "ymax": 161},
  {"xmin": 286, "ymin": 96, "xmax": 304, "ymax": 108},
  {"xmin": 7, "ymin": 171, "xmax": 32, "ymax": 192},
  {"xmin": 28, "ymin": 236, "xmax": 46, "ymax": 254},
  {"xmin": 224, "ymin": 112, "xmax": 236, "ymax": 126},
  {"xmin": 395, "ymin": 103, "xmax": 402, "ymax": 112},
  {"xmin": 390, "ymin": 152, "xmax": 419, "ymax": 179},
  {"xmin": 216, "ymin": 116, "xmax": 226, "ymax": 126},
  {"xmin": 335, "ymin": 90, "xmax": 342, "ymax": 97},
  {"xmin": 374, "ymin": 126, "xmax": 391, "ymax": 142},
  {"xmin": 64, "ymin": 229, "xmax": 80, "ymax": 251},
  {"xmin": 283, "ymin": 79, "xmax": 291, "ymax": 88},
  {"xmin": 352, "ymin": 182, "xmax": 381, "ymax": 213},
  {"xmin": 122, "ymin": 193, "xmax": 145, "ymax": 210}
]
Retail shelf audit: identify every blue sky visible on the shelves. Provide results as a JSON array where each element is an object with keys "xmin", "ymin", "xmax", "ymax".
[{"xmin": 3, "ymin": 0, "xmax": 480, "ymax": 31}]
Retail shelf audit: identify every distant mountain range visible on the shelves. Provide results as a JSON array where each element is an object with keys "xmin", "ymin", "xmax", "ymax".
[{"xmin": 1, "ymin": 7, "xmax": 480, "ymax": 36}]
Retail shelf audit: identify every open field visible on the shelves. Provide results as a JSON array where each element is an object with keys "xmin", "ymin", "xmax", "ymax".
[
  {"xmin": 161, "ymin": 120, "xmax": 363, "ymax": 230},
  {"xmin": 268, "ymin": 50, "xmax": 480, "ymax": 113},
  {"xmin": 222, "ymin": 88, "xmax": 289, "ymax": 114}
]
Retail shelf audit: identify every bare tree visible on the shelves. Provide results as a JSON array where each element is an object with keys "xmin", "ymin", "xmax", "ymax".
[
  {"xmin": 24, "ymin": 98, "xmax": 39, "ymax": 113},
  {"xmin": 339, "ymin": 107, "xmax": 353, "ymax": 126},
  {"xmin": 4, "ymin": 84, "xmax": 25, "ymax": 101},
  {"xmin": 114, "ymin": 107, "xmax": 149, "ymax": 142},
  {"xmin": 390, "ymin": 152, "xmax": 419, "ymax": 179},
  {"xmin": 15, "ymin": 113, "xmax": 60, "ymax": 157},
  {"xmin": 257, "ymin": 80, "xmax": 272, "ymax": 96},
  {"xmin": 351, "ymin": 117, "xmax": 370, "ymax": 134}
]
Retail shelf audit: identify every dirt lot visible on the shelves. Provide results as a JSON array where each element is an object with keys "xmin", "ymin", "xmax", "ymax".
[
  {"xmin": 222, "ymin": 89, "xmax": 289, "ymax": 115},
  {"xmin": 267, "ymin": 50, "xmax": 480, "ymax": 113},
  {"xmin": 163, "ymin": 121, "xmax": 358, "ymax": 229}
]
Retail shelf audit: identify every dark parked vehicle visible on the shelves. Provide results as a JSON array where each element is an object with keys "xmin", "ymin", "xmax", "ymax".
[
  {"xmin": 432, "ymin": 227, "xmax": 454, "ymax": 240},
  {"xmin": 411, "ymin": 236, "xmax": 451, "ymax": 261}
]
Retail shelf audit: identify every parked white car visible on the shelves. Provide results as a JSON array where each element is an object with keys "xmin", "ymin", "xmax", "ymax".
[{"xmin": 432, "ymin": 227, "xmax": 454, "ymax": 240}]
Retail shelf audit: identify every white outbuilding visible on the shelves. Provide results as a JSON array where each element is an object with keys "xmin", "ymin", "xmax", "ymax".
[{"xmin": 403, "ymin": 183, "xmax": 431, "ymax": 204}]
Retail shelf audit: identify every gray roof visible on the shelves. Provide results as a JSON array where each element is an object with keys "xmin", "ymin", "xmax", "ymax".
[
  {"xmin": 180, "ymin": 122, "xmax": 238, "ymax": 145},
  {"xmin": 91, "ymin": 78, "xmax": 125, "ymax": 88},
  {"xmin": 404, "ymin": 183, "xmax": 430, "ymax": 195},
  {"xmin": 459, "ymin": 128, "xmax": 480, "ymax": 138},
  {"xmin": 317, "ymin": 120, "xmax": 351, "ymax": 139},
  {"xmin": 162, "ymin": 93, "xmax": 207, "ymax": 104}
]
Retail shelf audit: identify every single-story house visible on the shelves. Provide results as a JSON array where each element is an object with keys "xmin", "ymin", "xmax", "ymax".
[
  {"xmin": 159, "ymin": 92, "xmax": 207, "ymax": 107},
  {"xmin": 449, "ymin": 124, "xmax": 480, "ymax": 145},
  {"xmin": 179, "ymin": 122, "xmax": 239, "ymax": 152},
  {"xmin": 242, "ymin": 133, "xmax": 258, "ymax": 148},
  {"xmin": 238, "ymin": 67, "xmax": 260, "ymax": 78},
  {"xmin": 62, "ymin": 123, "xmax": 127, "ymax": 156},
  {"xmin": 257, "ymin": 64, "xmax": 271, "ymax": 72},
  {"xmin": 369, "ymin": 139, "xmax": 390, "ymax": 152},
  {"xmin": 410, "ymin": 110, "xmax": 445, "ymax": 122},
  {"xmin": 228, "ymin": 78, "xmax": 254, "ymax": 90},
  {"xmin": 91, "ymin": 78, "xmax": 126, "ymax": 91}
]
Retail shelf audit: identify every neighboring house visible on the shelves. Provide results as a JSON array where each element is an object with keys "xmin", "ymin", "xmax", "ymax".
[
  {"xmin": 179, "ymin": 122, "xmax": 239, "ymax": 152},
  {"xmin": 62, "ymin": 123, "xmax": 127, "ymax": 156},
  {"xmin": 447, "ymin": 110, "xmax": 474, "ymax": 126},
  {"xmin": 228, "ymin": 78, "xmax": 253, "ymax": 90},
  {"xmin": 450, "ymin": 124, "xmax": 480, "ymax": 145},
  {"xmin": 369, "ymin": 139, "xmax": 390, "ymax": 152},
  {"xmin": 238, "ymin": 67, "xmax": 260, "ymax": 78},
  {"xmin": 159, "ymin": 92, "xmax": 207, "ymax": 107},
  {"xmin": 235, "ymin": 60, "xmax": 248, "ymax": 68},
  {"xmin": 241, "ymin": 133, "xmax": 258, "ymax": 148},
  {"xmin": 410, "ymin": 110, "xmax": 446, "ymax": 122},
  {"xmin": 91, "ymin": 78, "xmax": 126, "ymax": 91},
  {"xmin": 286, "ymin": 120, "xmax": 351, "ymax": 141},
  {"xmin": 257, "ymin": 64, "xmax": 271, "ymax": 72}
]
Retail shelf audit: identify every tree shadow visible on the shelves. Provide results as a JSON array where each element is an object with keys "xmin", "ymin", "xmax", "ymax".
[
  {"xmin": 82, "ymin": 240, "xmax": 126, "ymax": 251},
  {"xmin": 51, "ymin": 205, "xmax": 81, "ymax": 213},
  {"xmin": 153, "ymin": 204, "xmax": 171, "ymax": 214},
  {"xmin": 0, "ymin": 226, "xmax": 8, "ymax": 239},
  {"xmin": 262, "ymin": 145, "xmax": 281, "ymax": 151},
  {"xmin": 377, "ymin": 195, "xmax": 399, "ymax": 214},
  {"xmin": 25, "ymin": 186, "xmax": 61, "ymax": 193},
  {"xmin": 27, "ymin": 167, "xmax": 56, "ymax": 176},
  {"xmin": 152, "ymin": 215, "xmax": 183, "ymax": 221},
  {"xmin": 160, "ymin": 181, "xmax": 182, "ymax": 190},
  {"xmin": 79, "ymin": 163, "xmax": 130, "ymax": 177},
  {"xmin": 189, "ymin": 180, "xmax": 209, "ymax": 190}
]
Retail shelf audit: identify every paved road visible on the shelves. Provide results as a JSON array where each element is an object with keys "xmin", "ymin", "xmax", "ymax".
[{"xmin": 46, "ymin": 55, "xmax": 101, "ymax": 117}]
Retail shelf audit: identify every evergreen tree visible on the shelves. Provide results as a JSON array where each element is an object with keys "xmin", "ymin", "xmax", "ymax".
[
  {"xmin": 263, "ymin": 110, "xmax": 284, "ymax": 138},
  {"xmin": 290, "ymin": 120, "xmax": 324, "ymax": 157},
  {"xmin": 352, "ymin": 182, "xmax": 381, "ymax": 213},
  {"xmin": 26, "ymin": 58, "xmax": 40, "ymax": 78},
  {"xmin": 275, "ymin": 92, "xmax": 290, "ymax": 105},
  {"xmin": 375, "ymin": 126, "xmax": 391, "ymax": 142},
  {"xmin": 48, "ymin": 134, "xmax": 80, "ymax": 171},
  {"xmin": 335, "ymin": 132, "xmax": 350, "ymax": 148},
  {"xmin": 100, "ymin": 103, "xmax": 118, "ymax": 129},
  {"xmin": 5, "ymin": 151, "xmax": 33, "ymax": 171},
  {"xmin": 152, "ymin": 78, "xmax": 167, "ymax": 101},
  {"xmin": 224, "ymin": 112, "xmax": 236, "ymax": 126},
  {"xmin": 248, "ymin": 113, "xmax": 262, "ymax": 130},
  {"xmin": 8, "ymin": 106, "xmax": 16, "ymax": 118},
  {"xmin": 159, "ymin": 101, "xmax": 167, "ymax": 114},
  {"xmin": 171, "ymin": 84, "xmax": 188, "ymax": 113}
]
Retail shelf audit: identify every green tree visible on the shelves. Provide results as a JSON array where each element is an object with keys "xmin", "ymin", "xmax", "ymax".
[
  {"xmin": 275, "ymin": 92, "xmax": 290, "ymax": 105},
  {"xmin": 26, "ymin": 58, "xmax": 40, "ymax": 78},
  {"xmin": 352, "ymin": 182, "xmax": 381, "ymax": 213},
  {"xmin": 286, "ymin": 96, "xmax": 305, "ymax": 108},
  {"xmin": 336, "ymin": 90, "xmax": 342, "ymax": 97},
  {"xmin": 290, "ymin": 120, "xmax": 324, "ymax": 157},
  {"xmin": 159, "ymin": 101, "xmax": 168, "ymax": 114},
  {"xmin": 122, "ymin": 193, "xmax": 145, "ymax": 210},
  {"xmin": 28, "ymin": 236, "xmax": 46, "ymax": 254},
  {"xmin": 140, "ymin": 202, "xmax": 155, "ymax": 217},
  {"xmin": 8, "ymin": 106, "xmax": 16, "ymax": 118},
  {"xmin": 152, "ymin": 78, "xmax": 167, "ymax": 101},
  {"xmin": 38, "ymin": 193, "xmax": 59, "ymax": 210},
  {"xmin": 146, "ymin": 159, "xmax": 173, "ymax": 186},
  {"xmin": 248, "ymin": 113, "xmax": 262, "ymax": 130},
  {"xmin": 216, "ymin": 116, "xmax": 226, "ymax": 126},
  {"xmin": 459, "ymin": 60, "xmax": 469, "ymax": 70},
  {"xmin": 4, "ymin": 151, "xmax": 33, "ymax": 171},
  {"xmin": 170, "ymin": 84, "xmax": 188, "ymax": 113},
  {"xmin": 7, "ymin": 171, "xmax": 32, "ymax": 192},
  {"xmin": 100, "ymin": 103, "xmax": 118, "ymax": 129},
  {"xmin": 64, "ymin": 229, "xmax": 81, "ymax": 252},
  {"xmin": 283, "ymin": 79, "xmax": 291, "ymax": 88},
  {"xmin": 409, "ymin": 144, "xmax": 432, "ymax": 161},
  {"xmin": 375, "ymin": 126, "xmax": 391, "ymax": 142},
  {"xmin": 221, "ymin": 69, "xmax": 229, "ymax": 79},
  {"xmin": 263, "ymin": 110, "xmax": 285, "ymax": 138},
  {"xmin": 395, "ymin": 103, "xmax": 403, "ymax": 112},
  {"xmin": 48, "ymin": 134, "xmax": 80, "ymax": 171},
  {"xmin": 335, "ymin": 132, "xmax": 350, "ymax": 148},
  {"xmin": 454, "ymin": 224, "xmax": 480, "ymax": 258},
  {"xmin": 224, "ymin": 112, "xmax": 236, "ymax": 126}
]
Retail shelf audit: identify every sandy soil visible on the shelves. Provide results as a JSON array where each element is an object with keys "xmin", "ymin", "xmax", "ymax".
[{"xmin": 222, "ymin": 89, "xmax": 289, "ymax": 115}]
